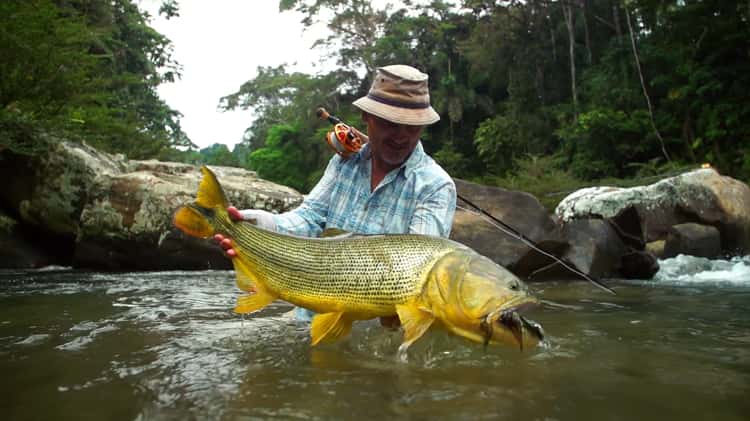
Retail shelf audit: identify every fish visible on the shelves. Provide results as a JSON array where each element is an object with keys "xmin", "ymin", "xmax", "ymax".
[{"xmin": 173, "ymin": 166, "xmax": 545, "ymax": 355}]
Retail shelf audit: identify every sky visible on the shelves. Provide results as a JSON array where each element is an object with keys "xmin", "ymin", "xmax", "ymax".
[{"xmin": 139, "ymin": 1, "xmax": 330, "ymax": 150}]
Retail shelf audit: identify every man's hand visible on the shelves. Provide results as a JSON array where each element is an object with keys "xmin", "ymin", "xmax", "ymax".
[
  {"xmin": 213, "ymin": 233, "xmax": 237, "ymax": 258},
  {"xmin": 213, "ymin": 206, "xmax": 277, "ymax": 258}
]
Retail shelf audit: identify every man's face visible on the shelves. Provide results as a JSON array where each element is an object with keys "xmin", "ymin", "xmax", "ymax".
[{"xmin": 363, "ymin": 113, "xmax": 424, "ymax": 168}]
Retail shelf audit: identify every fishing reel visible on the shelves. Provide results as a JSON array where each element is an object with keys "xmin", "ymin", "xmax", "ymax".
[{"xmin": 316, "ymin": 107, "xmax": 368, "ymax": 159}]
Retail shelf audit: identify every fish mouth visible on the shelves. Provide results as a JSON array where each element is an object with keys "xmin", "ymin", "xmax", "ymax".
[{"xmin": 481, "ymin": 301, "xmax": 545, "ymax": 351}]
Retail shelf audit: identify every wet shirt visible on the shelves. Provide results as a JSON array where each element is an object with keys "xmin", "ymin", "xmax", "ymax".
[{"xmin": 272, "ymin": 141, "xmax": 456, "ymax": 238}]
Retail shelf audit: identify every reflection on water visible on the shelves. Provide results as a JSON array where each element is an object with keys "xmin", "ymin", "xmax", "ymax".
[{"xmin": 1, "ymin": 256, "xmax": 749, "ymax": 420}]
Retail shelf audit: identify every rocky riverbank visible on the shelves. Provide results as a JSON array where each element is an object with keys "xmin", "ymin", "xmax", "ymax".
[{"xmin": 3, "ymin": 142, "xmax": 750, "ymax": 280}]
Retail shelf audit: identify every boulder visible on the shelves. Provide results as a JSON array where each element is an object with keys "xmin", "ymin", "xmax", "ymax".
[
  {"xmin": 662, "ymin": 223, "xmax": 721, "ymax": 259},
  {"xmin": 0, "ymin": 142, "xmax": 304, "ymax": 270},
  {"xmin": 555, "ymin": 168, "xmax": 750, "ymax": 256},
  {"xmin": 0, "ymin": 141, "xmax": 124, "ymax": 237},
  {"xmin": 450, "ymin": 179, "xmax": 657, "ymax": 281},
  {"xmin": 73, "ymin": 162, "xmax": 302, "ymax": 270},
  {"xmin": 559, "ymin": 218, "xmax": 627, "ymax": 279},
  {"xmin": 450, "ymin": 179, "xmax": 567, "ymax": 278},
  {"xmin": 554, "ymin": 205, "xmax": 659, "ymax": 280},
  {"xmin": 0, "ymin": 211, "xmax": 59, "ymax": 268},
  {"xmin": 619, "ymin": 250, "xmax": 660, "ymax": 279}
]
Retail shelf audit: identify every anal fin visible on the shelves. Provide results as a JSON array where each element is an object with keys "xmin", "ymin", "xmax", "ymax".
[
  {"xmin": 234, "ymin": 292, "xmax": 275, "ymax": 314},
  {"xmin": 232, "ymin": 258, "xmax": 256, "ymax": 293},
  {"xmin": 310, "ymin": 312, "xmax": 353, "ymax": 346}
]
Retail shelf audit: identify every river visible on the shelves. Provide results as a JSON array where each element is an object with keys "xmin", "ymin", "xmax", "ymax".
[{"xmin": 2, "ymin": 254, "xmax": 749, "ymax": 420}]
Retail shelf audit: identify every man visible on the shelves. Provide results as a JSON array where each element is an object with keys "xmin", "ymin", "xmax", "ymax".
[{"xmin": 216, "ymin": 64, "xmax": 456, "ymax": 321}]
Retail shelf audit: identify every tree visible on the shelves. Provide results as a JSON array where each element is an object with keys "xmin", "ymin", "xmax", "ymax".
[{"xmin": 0, "ymin": 0, "xmax": 194, "ymax": 159}]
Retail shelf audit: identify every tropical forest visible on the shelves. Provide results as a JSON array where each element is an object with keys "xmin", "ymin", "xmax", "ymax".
[{"xmin": 3, "ymin": 0, "xmax": 749, "ymax": 207}]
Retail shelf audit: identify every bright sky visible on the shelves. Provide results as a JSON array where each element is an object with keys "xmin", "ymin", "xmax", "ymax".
[{"xmin": 139, "ymin": 1, "xmax": 329, "ymax": 150}]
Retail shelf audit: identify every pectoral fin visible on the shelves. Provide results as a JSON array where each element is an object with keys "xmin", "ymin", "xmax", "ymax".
[
  {"xmin": 231, "ymin": 254, "xmax": 274, "ymax": 313},
  {"xmin": 396, "ymin": 303, "xmax": 435, "ymax": 356},
  {"xmin": 310, "ymin": 312, "xmax": 353, "ymax": 346},
  {"xmin": 234, "ymin": 292, "xmax": 275, "ymax": 314}
]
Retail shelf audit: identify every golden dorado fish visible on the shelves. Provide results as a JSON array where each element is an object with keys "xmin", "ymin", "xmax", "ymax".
[{"xmin": 173, "ymin": 166, "xmax": 544, "ymax": 354}]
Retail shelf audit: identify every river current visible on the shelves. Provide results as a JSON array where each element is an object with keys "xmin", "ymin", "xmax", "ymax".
[{"xmin": 1, "ymin": 255, "xmax": 749, "ymax": 420}]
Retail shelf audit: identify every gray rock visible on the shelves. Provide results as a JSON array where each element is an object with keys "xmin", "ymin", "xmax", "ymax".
[
  {"xmin": 450, "ymin": 179, "xmax": 566, "ymax": 277},
  {"xmin": 555, "ymin": 168, "xmax": 750, "ymax": 255},
  {"xmin": 559, "ymin": 218, "xmax": 627, "ymax": 279},
  {"xmin": 663, "ymin": 223, "xmax": 721, "ymax": 259},
  {"xmin": 0, "ymin": 142, "xmax": 303, "ymax": 270}
]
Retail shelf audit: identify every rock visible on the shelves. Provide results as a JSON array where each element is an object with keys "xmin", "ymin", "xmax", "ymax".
[
  {"xmin": 0, "ymin": 141, "xmax": 124, "ymax": 237},
  {"xmin": 555, "ymin": 168, "xmax": 750, "ymax": 255},
  {"xmin": 558, "ymin": 219, "xmax": 627, "ymax": 279},
  {"xmin": 0, "ymin": 212, "xmax": 43, "ymax": 268},
  {"xmin": 0, "ymin": 141, "xmax": 304, "ymax": 270},
  {"xmin": 619, "ymin": 250, "xmax": 660, "ymax": 279},
  {"xmin": 662, "ymin": 223, "xmax": 721, "ymax": 259},
  {"xmin": 646, "ymin": 240, "xmax": 666, "ymax": 258},
  {"xmin": 449, "ymin": 179, "xmax": 566, "ymax": 278},
  {"xmin": 73, "ymin": 162, "xmax": 302, "ymax": 270}
]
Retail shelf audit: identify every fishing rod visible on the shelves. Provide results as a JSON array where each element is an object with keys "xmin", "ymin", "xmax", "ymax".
[{"xmin": 316, "ymin": 107, "xmax": 616, "ymax": 295}]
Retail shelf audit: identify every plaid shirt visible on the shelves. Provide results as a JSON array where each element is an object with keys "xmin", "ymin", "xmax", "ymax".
[{"xmin": 272, "ymin": 141, "xmax": 456, "ymax": 238}]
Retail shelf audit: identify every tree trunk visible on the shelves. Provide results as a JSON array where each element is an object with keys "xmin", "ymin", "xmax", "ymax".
[
  {"xmin": 625, "ymin": 5, "xmax": 670, "ymax": 162},
  {"xmin": 612, "ymin": 0, "xmax": 623, "ymax": 42},
  {"xmin": 582, "ymin": 0, "xmax": 593, "ymax": 64},
  {"xmin": 682, "ymin": 110, "xmax": 697, "ymax": 162},
  {"xmin": 550, "ymin": 24, "xmax": 557, "ymax": 62},
  {"xmin": 562, "ymin": 3, "xmax": 578, "ymax": 121},
  {"xmin": 537, "ymin": 60, "xmax": 546, "ymax": 106}
]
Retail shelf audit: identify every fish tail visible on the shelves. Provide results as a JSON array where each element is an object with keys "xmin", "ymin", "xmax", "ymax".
[
  {"xmin": 195, "ymin": 166, "xmax": 229, "ymax": 209},
  {"xmin": 172, "ymin": 166, "xmax": 229, "ymax": 239}
]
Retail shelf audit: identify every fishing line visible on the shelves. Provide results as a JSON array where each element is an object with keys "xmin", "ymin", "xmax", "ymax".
[
  {"xmin": 456, "ymin": 197, "xmax": 616, "ymax": 295},
  {"xmin": 315, "ymin": 107, "xmax": 616, "ymax": 294}
]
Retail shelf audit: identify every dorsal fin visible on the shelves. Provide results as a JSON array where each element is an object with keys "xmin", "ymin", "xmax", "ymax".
[
  {"xmin": 319, "ymin": 228, "xmax": 352, "ymax": 238},
  {"xmin": 196, "ymin": 166, "xmax": 229, "ymax": 209}
]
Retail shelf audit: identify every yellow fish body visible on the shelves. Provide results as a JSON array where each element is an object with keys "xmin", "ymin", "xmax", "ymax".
[{"xmin": 174, "ymin": 166, "xmax": 544, "ymax": 353}]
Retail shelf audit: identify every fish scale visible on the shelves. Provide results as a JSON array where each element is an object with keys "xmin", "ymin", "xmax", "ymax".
[{"xmin": 214, "ymin": 213, "xmax": 454, "ymax": 311}]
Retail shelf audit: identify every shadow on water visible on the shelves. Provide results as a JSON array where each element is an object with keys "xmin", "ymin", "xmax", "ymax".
[{"xmin": 1, "ymin": 259, "xmax": 749, "ymax": 420}]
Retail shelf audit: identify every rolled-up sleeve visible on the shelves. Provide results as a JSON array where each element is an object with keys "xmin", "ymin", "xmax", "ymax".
[
  {"xmin": 273, "ymin": 155, "xmax": 341, "ymax": 237},
  {"xmin": 409, "ymin": 181, "xmax": 456, "ymax": 238}
]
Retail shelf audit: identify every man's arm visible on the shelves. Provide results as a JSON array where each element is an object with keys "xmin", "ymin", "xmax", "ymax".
[
  {"xmin": 271, "ymin": 154, "xmax": 343, "ymax": 237},
  {"xmin": 409, "ymin": 181, "xmax": 457, "ymax": 238}
]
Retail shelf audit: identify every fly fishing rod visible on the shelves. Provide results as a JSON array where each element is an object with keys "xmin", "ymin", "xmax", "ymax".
[{"xmin": 316, "ymin": 107, "xmax": 616, "ymax": 295}]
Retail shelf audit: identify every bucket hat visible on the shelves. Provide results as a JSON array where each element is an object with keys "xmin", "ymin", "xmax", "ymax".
[{"xmin": 352, "ymin": 65, "xmax": 440, "ymax": 126}]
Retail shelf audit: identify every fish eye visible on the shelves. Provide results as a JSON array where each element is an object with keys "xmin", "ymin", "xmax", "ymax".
[{"xmin": 510, "ymin": 280, "xmax": 519, "ymax": 291}]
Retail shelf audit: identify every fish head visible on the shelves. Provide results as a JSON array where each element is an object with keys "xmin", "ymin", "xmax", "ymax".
[{"xmin": 424, "ymin": 249, "xmax": 544, "ymax": 350}]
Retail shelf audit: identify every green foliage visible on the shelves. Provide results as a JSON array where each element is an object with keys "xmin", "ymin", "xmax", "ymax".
[
  {"xmin": 474, "ymin": 104, "xmax": 553, "ymax": 175},
  {"xmin": 432, "ymin": 143, "xmax": 471, "ymax": 176},
  {"xmin": 221, "ymin": 0, "xmax": 750, "ymax": 190},
  {"xmin": 198, "ymin": 144, "xmax": 240, "ymax": 167},
  {"xmin": 477, "ymin": 155, "xmax": 585, "ymax": 211},
  {"xmin": 557, "ymin": 108, "xmax": 653, "ymax": 180},
  {"xmin": 4, "ymin": 0, "xmax": 749, "ymax": 191},
  {"xmin": 0, "ymin": 0, "xmax": 192, "ymax": 159},
  {"xmin": 248, "ymin": 124, "xmax": 308, "ymax": 192}
]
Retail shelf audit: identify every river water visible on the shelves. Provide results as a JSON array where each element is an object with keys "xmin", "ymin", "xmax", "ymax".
[{"xmin": 1, "ymin": 255, "xmax": 749, "ymax": 420}]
